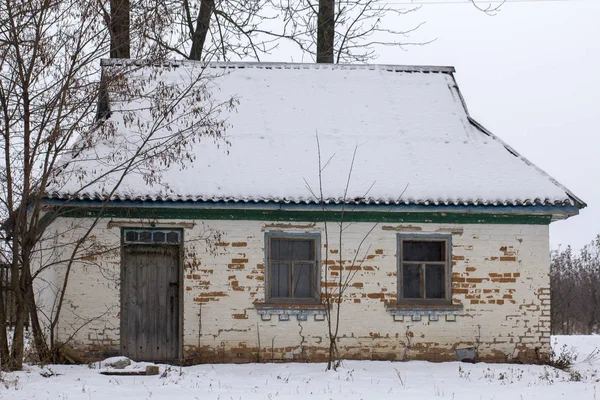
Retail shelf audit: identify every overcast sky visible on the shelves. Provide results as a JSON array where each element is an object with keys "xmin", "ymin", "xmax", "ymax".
[{"xmin": 267, "ymin": 0, "xmax": 599, "ymax": 251}]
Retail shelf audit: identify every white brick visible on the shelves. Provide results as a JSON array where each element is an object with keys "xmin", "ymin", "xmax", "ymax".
[{"xmin": 37, "ymin": 217, "xmax": 551, "ymax": 361}]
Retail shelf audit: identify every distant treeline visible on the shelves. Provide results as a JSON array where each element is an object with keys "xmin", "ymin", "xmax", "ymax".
[{"xmin": 551, "ymin": 235, "xmax": 600, "ymax": 334}]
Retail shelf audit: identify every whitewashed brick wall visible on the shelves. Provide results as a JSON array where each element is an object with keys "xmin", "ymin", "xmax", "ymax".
[{"xmin": 41, "ymin": 216, "xmax": 551, "ymax": 362}]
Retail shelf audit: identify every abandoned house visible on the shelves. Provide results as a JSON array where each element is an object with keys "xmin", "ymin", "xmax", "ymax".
[{"xmin": 37, "ymin": 60, "xmax": 585, "ymax": 364}]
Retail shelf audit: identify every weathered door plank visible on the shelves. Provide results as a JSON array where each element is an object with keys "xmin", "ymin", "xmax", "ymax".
[{"xmin": 122, "ymin": 245, "xmax": 179, "ymax": 361}]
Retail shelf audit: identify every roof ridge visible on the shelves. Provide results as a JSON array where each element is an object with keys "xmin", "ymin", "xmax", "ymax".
[{"xmin": 99, "ymin": 58, "xmax": 456, "ymax": 74}]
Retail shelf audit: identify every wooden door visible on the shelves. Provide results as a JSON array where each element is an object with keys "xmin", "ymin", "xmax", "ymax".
[{"xmin": 122, "ymin": 245, "xmax": 180, "ymax": 362}]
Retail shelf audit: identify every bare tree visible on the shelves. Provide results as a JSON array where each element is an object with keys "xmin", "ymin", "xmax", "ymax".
[
  {"xmin": 551, "ymin": 235, "xmax": 600, "ymax": 335},
  {"xmin": 130, "ymin": 0, "xmax": 278, "ymax": 61},
  {"xmin": 470, "ymin": 0, "xmax": 505, "ymax": 16},
  {"xmin": 109, "ymin": 0, "xmax": 131, "ymax": 58},
  {"xmin": 127, "ymin": 0, "xmax": 425, "ymax": 64},
  {"xmin": 270, "ymin": 0, "xmax": 425, "ymax": 64},
  {"xmin": 304, "ymin": 136, "xmax": 405, "ymax": 370},
  {"xmin": 316, "ymin": 0, "xmax": 334, "ymax": 62},
  {"xmin": 0, "ymin": 0, "xmax": 232, "ymax": 370},
  {"xmin": 0, "ymin": 0, "xmax": 110, "ymax": 370}
]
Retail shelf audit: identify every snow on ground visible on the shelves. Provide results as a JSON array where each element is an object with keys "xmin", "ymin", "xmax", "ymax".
[{"xmin": 1, "ymin": 336, "xmax": 599, "ymax": 400}]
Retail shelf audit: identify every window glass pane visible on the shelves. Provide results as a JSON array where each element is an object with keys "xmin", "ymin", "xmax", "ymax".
[
  {"xmin": 403, "ymin": 241, "xmax": 444, "ymax": 262},
  {"xmin": 270, "ymin": 263, "xmax": 290, "ymax": 298},
  {"xmin": 153, "ymin": 231, "xmax": 166, "ymax": 242},
  {"xmin": 293, "ymin": 263, "xmax": 313, "ymax": 298},
  {"xmin": 403, "ymin": 263, "xmax": 421, "ymax": 298},
  {"xmin": 271, "ymin": 239, "xmax": 313, "ymax": 260},
  {"xmin": 139, "ymin": 231, "xmax": 152, "ymax": 242},
  {"xmin": 125, "ymin": 230, "xmax": 137, "ymax": 242},
  {"xmin": 426, "ymin": 264, "xmax": 445, "ymax": 299},
  {"xmin": 166, "ymin": 231, "xmax": 180, "ymax": 243}
]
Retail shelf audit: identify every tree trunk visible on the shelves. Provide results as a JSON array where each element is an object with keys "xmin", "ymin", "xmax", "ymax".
[
  {"xmin": 7, "ymin": 246, "xmax": 25, "ymax": 371},
  {"xmin": 25, "ymin": 268, "xmax": 51, "ymax": 363},
  {"xmin": 0, "ymin": 280, "xmax": 10, "ymax": 369},
  {"xmin": 317, "ymin": 0, "xmax": 335, "ymax": 63},
  {"xmin": 110, "ymin": 0, "xmax": 131, "ymax": 58},
  {"xmin": 9, "ymin": 303, "xmax": 26, "ymax": 371},
  {"xmin": 189, "ymin": 0, "xmax": 215, "ymax": 61}
]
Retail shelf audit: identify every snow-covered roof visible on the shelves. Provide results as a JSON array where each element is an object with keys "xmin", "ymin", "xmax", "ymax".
[{"xmin": 46, "ymin": 60, "xmax": 585, "ymax": 210}]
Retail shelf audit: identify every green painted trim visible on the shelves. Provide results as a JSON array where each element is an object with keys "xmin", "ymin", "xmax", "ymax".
[{"xmin": 53, "ymin": 207, "xmax": 552, "ymax": 225}]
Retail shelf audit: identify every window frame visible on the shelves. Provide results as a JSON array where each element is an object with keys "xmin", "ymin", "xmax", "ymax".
[
  {"xmin": 397, "ymin": 234, "xmax": 452, "ymax": 306},
  {"xmin": 264, "ymin": 232, "xmax": 321, "ymax": 304},
  {"xmin": 122, "ymin": 228, "xmax": 183, "ymax": 245}
]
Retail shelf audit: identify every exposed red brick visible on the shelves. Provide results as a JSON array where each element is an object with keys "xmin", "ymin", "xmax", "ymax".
[
  {"xmin": 375, "ymin": 249, "xmax": 384, "ymax": 255},
  {"xmin": 201, "ymin": 291, "xmax": 226, "ymax": 297},
  {"xmin": 345, "ymin": 266, "xmax": 362, "ymax": 271},
  {"xmin": 232, "ymin": 313, "xmax": 248, "ymax": 319},
  {"xmin": 500, "ymin": 256, "xmax": 516, "ymax": 262},
  {"xmin": 194, "ymin": 291, "xmax": 228, "ymax": 303},
  {"xmin": 232, "ymin": 242, "xmax": 247, "ymax": 247},
  {"xmin": 231, "ymin": 258, "xmax": 249, "ymax": 263},
  {"xmin": 321, "ymin": 282, "xmax": 338, "ymax": 288},
  {"xmin": 466, "ymin": 278, "xmax": 483, "ymax": 283},
  {"xmin": 492, "ymin": 278, "xmax": 516, "ymax": 283},
  {"xmin": 215, "ymin": 242, "xmax": 230, "ymax": 246}
]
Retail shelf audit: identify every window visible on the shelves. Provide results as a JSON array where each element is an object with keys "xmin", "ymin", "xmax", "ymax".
[
  {"xmin": 398, "ymin": 235, "xmax": 451, "ymax": 304},
  {"xmin": 266, "ymin": 234, "xmax": 320, "ymax": 303},
  {"xmin": 123, "ymin": 229, "xmax": 182, "ymax": 245}
]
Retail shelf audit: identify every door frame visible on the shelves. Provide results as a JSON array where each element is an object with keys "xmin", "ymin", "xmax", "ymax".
[{"xmin": 119, "ymin": 227, "xmax": 184, "ymax": 362}]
